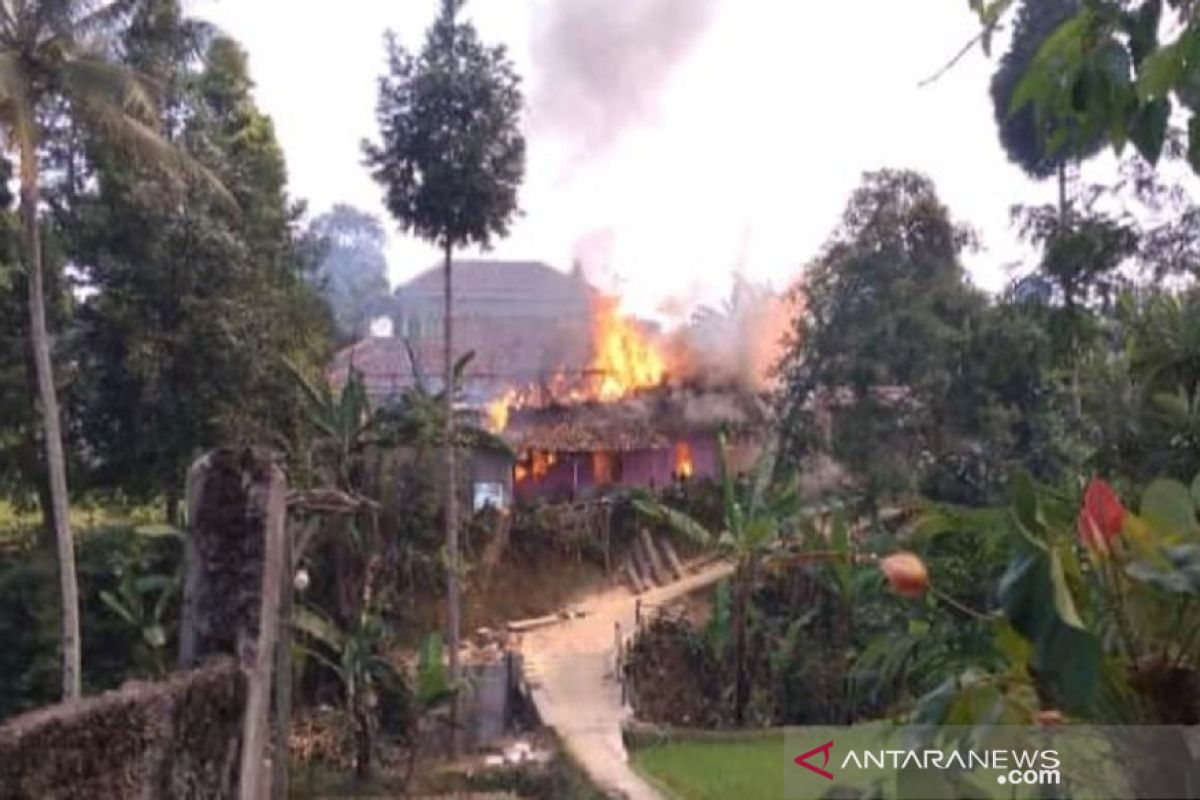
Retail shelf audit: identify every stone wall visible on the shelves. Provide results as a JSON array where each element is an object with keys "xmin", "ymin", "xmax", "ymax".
[{"xmin": 0, "ymin": 659, "xmax": 244, "ymax": 800}]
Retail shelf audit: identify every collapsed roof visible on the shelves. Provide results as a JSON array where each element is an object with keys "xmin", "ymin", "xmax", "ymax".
[{"xmin": 501, "ymin": 386, "xmax": 768, "ymax": 453}]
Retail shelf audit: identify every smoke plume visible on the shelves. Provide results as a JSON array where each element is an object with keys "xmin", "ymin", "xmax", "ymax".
[{"xmin": 531, "ymin": 0, "xmax": 720, "ymax": 150}]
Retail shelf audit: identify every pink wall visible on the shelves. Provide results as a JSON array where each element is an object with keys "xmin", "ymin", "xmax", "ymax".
[{"xmin": 513, "ymin": 433, "xmax": 719, "ymax": 504}]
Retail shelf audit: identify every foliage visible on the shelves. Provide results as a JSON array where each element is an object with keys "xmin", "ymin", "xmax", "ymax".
[
  {"xmin": 973, "ymin": 0, "xmax": 1200, "ymax": 175},
  {"xmin": 293, "ymin": 604, "xmax": 411, "ymax": 779},
  {"xmin": 97, "ymin": 531, "xmax": 181, "ymax": 678},
  {"xmin": 364, "ymin": 0, "xmax": 526, "ymax": 710},
  {"xmin": 635, "ymin": 433, "xmax": 801, "ymax": 724},
  {"xmin": 0, "ymin": 524, "xmax": 183, "ymax": 720},
  {"xmin": 69, "ymin": 25, "xmax": 333, "ymax": 511},
  {"xmin": 362, "ymin": 0, "xmax": 526, "ymax": 253},
  {"xmin": 990, "ymin": 0, "xmax": 1104, "ymax": 179},
  {"xmin": 903, "ymin": 471, "xmax": 1200, "ymax": 726},
  {"xmin": 1088, "ymin": 287, "xmax": 1200, "ymax": 483},
  {"xmin": 1013, "ymin": 195, "xmax": 1140, "ymax": 315},
  {"xmin": 930, "ymin": 299, "xmax": 1077, "ymax": 504},
  {"xmin": 777, "ymin": 170, "xmax": 989, "ymax": 500}
]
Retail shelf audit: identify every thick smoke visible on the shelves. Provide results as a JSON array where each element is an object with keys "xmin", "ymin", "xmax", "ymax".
[
  {"xmin": 531, "ymin": 0, "xmax": 720, "ymax": 150},
  {"xmin": 664, "ymin": 277, "xmax": 800, "ymax": 393}
]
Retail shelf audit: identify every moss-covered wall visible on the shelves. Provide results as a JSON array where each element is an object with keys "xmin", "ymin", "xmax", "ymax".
[{"xmin": 0, "ymin": 658, "xmax": 244, "ymax": 800}]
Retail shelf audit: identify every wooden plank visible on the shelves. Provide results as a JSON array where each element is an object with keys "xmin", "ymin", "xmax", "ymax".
[
  {"xmin": 630, "ymin": 534, "xmax": 658, "ymax": 587},
  {"xmin": 657, "ymin": 536, "xmax": 685, "ymax": 581},
  {"xmin": 639, "ymin": 528, "xmax": 667, "ymax": 585},
  {"xmin": 623, "ymin": 559, "xmax": 646, "ymax": 594},
  {"xmin": 507, "ymin": 614, "xmax": 561, "ymax": 633}
]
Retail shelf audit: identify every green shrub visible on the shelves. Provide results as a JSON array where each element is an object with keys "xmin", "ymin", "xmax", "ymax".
[{"xmin": 0, "ymin": 525, "xmax": 182, "ymax": 720}]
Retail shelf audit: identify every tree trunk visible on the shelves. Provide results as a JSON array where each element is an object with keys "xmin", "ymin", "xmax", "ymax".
[
  {"xmin": 732, "ymin": 557, "xmax": 752, "ymax": 726},
  {"xmin": 353, "ymin": 706, "xmax": 373, "ymax": 782},
  {"xmin": 21, "ymin": 135, "xmax": 81, "ymax": 701},
  {"xmin": 1057, "ymin": 162, "xmax": 1083, "ymax": 422},
  {"xmin": 442, "ymin": 240, "xmax": 462, "ymax": 752}
]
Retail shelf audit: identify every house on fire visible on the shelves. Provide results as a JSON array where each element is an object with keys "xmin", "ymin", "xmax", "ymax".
[
  {"xmin": 328, "ymin": 259, "xmax": 765, "ymax": 510},
  {"xmin": 498, "ymin": 388, "xmax": 766, "ymax": 504}
]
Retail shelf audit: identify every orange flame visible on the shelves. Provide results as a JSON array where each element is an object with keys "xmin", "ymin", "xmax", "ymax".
[
  {"xmin": 484, "ymin": 295, "xmax": 670, "ymax": 432},
  {"xmin": 487, "ymin": 388, "xmax": 519, "ymax": 432},
  {"xmin": 591, "ymin": 296, "xmax": 666, "ymax": 402},
  {"xmin": 674, "ymin": 441, "xmax": 694, "ymax": 479}
]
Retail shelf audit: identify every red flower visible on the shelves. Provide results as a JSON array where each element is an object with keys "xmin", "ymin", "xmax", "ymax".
[
  {"xmin": 1077, "ymin": 478, "xmax": 1125, "ymax": 558},
  {"xmin": 880, "ymin": 552, "xmax": 929, "ymax": 598}
]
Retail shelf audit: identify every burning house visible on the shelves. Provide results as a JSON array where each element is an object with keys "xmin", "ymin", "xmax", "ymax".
[
  {"xmin": 497, "ymin": 388, "xmax": 765, "ymax": 503},
  {"xmin": 330, "ymin": 259, "xmax": 787, "ymax": 509}
]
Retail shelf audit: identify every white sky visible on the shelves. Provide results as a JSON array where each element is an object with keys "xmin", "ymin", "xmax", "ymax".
[{"xmin": 196, "ymin": 0, "xmax": 1129, "ymax": 319}]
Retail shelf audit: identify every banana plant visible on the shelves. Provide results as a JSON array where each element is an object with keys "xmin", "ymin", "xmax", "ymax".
[
  {"xmin": 99, "ymin": 560, "xmax": 179, "ymax": 678},
  {"xmin": 634, "ymin": 432, "xmax": 801, "ymax": 725},
  {"xmin": 293, "ymin": 604, "xmax": 406, "ymax": 780}
]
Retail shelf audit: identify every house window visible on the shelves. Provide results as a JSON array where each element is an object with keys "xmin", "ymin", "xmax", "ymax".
[
  {"xmin": 405, "ymin": 315, "xmax": 421, "ymax": 339},
  {"xmin": 473, "ymin": 481, "xmax": 508, "ymax": 512}
]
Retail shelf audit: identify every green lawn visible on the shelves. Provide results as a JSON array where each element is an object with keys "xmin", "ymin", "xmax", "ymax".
[
  {"xmin": 630, "ymin": 731, "xmax": 786, "ymax": 800},
  {"xmin": 0, "ymin": 500, "xmax": 163, "ymax": 543}
]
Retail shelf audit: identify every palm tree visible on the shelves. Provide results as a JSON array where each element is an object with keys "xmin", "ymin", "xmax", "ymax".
[
  {"xmin": 0, "ymin": 1, "xmax": 221, "ymax": 699},
  {"xmin": 634, "ymin": 434, "xmax": 802, "ymax": 725}
]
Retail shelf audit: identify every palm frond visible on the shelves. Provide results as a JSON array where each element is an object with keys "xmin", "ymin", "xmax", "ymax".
[
  {"xmin": 715, "ymin": 432, "xmax": 740, "ymax": 533},
  {"xmin": 59, "ymin": 50, "xmax": 159, "ymax": 122},
  {"xmin": 71, "ymin": 84, "xmax": 235, "ymax": 208},
  {"xmin": 293, "ymin": 605, "xmax": 346, "ymax": 655},
  {"xmin": 282, "ymin": 355, "xmax": 337, "ymax": 431},
  {"xmin": 632, "ymin": 490, "xmax": 714, "ymax": 546},
  {"xmin": 748, "ymin": 433, "xmax": 780, "ymax": 514},
  {"xmin": 68, "ymin": 0, "xmax": 135, "ymax": 39},
  {"xmin": 99, "ymin": 589, "xmax": 138, "ymax": 626}
]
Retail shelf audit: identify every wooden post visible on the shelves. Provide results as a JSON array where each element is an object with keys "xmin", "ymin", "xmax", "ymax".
[
  {"xmin": 239, "ymin": 460, "xmax": 286, "ymax": 800},
  {"xmin": 271, "ymin": 517, "xmax": 296, "ymax": 800},
  {"xmin": 178, "ymin": 453, "xmax": 211, "ymax": 668}
]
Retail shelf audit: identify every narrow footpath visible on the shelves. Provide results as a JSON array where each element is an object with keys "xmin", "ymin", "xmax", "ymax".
[{"xmin": 518, "ymin": 561, "xmax": 734, "ymax": 800}]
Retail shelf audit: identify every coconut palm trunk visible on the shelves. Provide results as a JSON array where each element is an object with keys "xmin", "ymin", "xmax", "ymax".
[
  {"xmin": 442, "ymin": 240, "xmax": 461, "ymax": 741},
  {"xmin": 20, "ymin": 129, "xmax": 82, "ymax": 700}
]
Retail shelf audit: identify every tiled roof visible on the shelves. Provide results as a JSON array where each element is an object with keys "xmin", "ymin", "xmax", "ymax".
[{"xmin": 397, "ymin": 260, "xmax": 589, "ymax": 298}]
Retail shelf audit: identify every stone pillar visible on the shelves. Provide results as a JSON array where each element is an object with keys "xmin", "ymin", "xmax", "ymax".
[{"xmin": 178, "ymin": 448, "xmax": 287, "ymax": 800}]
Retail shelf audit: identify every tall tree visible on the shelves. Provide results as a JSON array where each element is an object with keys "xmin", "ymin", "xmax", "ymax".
[
  {"xmin": 972, "ymin": 0, "xmax": 1197, "ymax": 174},
  {"xmin": 0, "ymin": 0, "xmax": 221, "ymax": 700},
  {"xmin": 989, "ymin": 0, "xmax": 1103, "ymax": 184},
  {"xmin": 363, "ymin": 0, "xmax": 525, "ymax": 717},
  {"xmin": 777, "ymin": 170, "xmax": 984, "ymax": 500},
  {"xmin": 71, "ymin": 28, "xmax": 331, "ymax": 518},
  {"xmin": 308, "ymin": 204, "xmax": 392, "ymax": 341}
]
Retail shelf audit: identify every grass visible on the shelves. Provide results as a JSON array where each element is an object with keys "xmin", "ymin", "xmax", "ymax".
[
  {"xmin": 630, "ymin": 730, "xmax": 786, "ymax": 800},
  {"xmin": 0, "ymin": 500, "xmax": 164, "ymax": 545}
]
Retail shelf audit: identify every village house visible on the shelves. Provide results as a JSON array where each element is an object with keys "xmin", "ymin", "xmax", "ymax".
[
  {"xmin": 329, "ymin": 259, "xmax": 596, "ymax": 405},
  {"xmin": 329, "ymin": 259, "xmax": 764, "ymax": 510}
]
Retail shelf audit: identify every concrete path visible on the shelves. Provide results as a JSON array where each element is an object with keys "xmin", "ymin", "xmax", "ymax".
[{"xmin": 519, "ymin": 561, "xmax": 734, "ymax": 800}]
